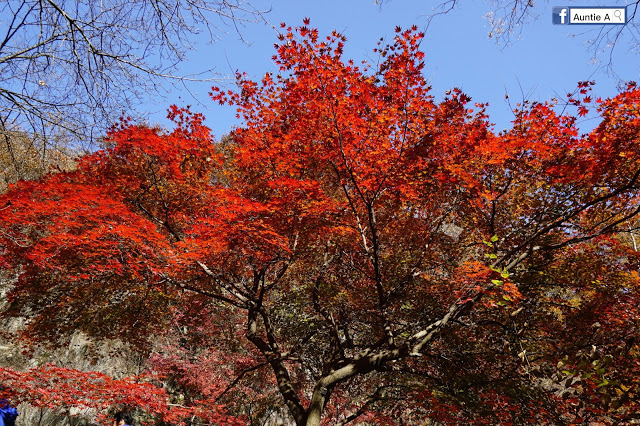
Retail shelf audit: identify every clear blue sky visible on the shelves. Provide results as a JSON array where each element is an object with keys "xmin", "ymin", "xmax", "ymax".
[{"xmin": 147, "ymin": 0, "xmax": 639, "ymax": 138}]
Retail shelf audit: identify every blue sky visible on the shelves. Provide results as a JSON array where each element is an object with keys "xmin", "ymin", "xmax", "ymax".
[{"xmin": 148, "ymin": 0, "xmax": 640, "ymax": 138}]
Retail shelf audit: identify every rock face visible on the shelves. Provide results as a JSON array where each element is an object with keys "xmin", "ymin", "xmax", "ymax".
[
  {"xmin": 14, "ymin": 406, "xmax": 97, "ymax": 426},
  {"xmin": 0, "ymin": 144, "xmax": 131, "ymax": 426},
  {"xmin": 1, "ymin": 272, "xmax": 139, "ymax": 426}
]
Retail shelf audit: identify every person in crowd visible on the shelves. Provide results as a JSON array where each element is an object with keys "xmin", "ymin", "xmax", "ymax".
[
  {"xmin": 0, "ymin": 398, "xmax": 18, "ymax": 426},
  {"xmin": 112, "ymin": 411, "xmax": 133, "ymax": 426}
]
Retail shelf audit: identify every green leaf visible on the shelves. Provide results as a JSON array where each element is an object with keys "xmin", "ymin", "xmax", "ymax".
[
  {"xmin": 491, "ymin": 279, "xmax": 503, "ymax": 286},
  {"xmin": 490, "ymin": 235, "xmax": 499, "ymax": 242},
  {"xmin": 501, "ymin": 271, "xmax": 509, "ymax": 279}
]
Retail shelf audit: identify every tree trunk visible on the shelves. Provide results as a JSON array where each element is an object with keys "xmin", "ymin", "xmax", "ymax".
[
  {"xmin": 305, "ymin": 384, "xmax": 328, "ymax": 426},
  {"xmin": 305, "ymin": 363, "xmax": 362, "ymax": 426}
]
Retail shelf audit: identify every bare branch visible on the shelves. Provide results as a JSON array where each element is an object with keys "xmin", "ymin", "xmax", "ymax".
[{"xmin": 0, "ymin": 0, "xmax": 268, "ymax": 155}]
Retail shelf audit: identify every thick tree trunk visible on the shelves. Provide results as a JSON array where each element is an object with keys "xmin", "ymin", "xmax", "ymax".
[
  {"xmin": 305, "ymin": 361, "xmax": 369, "ymax": 425},
  {"xmin": 305, "ymin": 385, "xmax": 328, "ymax": 426}
]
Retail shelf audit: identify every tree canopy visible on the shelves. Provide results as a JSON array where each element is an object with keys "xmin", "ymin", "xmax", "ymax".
[{"xmin": 1, "ymin": 22, "xmax": 640, "ymax": 425}]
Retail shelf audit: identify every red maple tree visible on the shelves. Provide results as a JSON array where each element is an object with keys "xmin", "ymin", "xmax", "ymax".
[{"xmin": 1, "ymin": 22, "xmax": 640, "ymax": 425}]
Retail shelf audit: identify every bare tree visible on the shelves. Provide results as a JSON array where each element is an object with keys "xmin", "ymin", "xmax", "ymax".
[
  {"xmin": 479, "ymin": 0, "xmax": 640, "ymax": 64},
  {"xmin": 377, "ymin": 0, "xmax": 541, "ymax": 41},
  {"xmin": 0, "ymin": 0, "xmax": 265, "ymax": 177},
  {"xmin": 380, "ymin": 1, "xmax": 640, "ymax": 68}
]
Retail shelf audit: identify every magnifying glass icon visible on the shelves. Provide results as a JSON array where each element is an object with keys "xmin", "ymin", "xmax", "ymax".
[{"xmin": 614, "ymin": 9, "xmax": 623, "ymax": 21}]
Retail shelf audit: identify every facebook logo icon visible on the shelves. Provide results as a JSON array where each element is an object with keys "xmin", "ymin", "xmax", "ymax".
[
  {"xmin": 552, "ymin": 6, "xmax": 628, "ymax": 25},
  {"xmin": 552, "ymin": 7, "xmax": 569, "ymax": 24}
]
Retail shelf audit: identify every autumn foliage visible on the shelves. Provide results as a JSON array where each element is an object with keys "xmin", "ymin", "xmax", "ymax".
[{"xmin": 1, "ymin": 22, "xmax": 640, "ymax": 425}]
